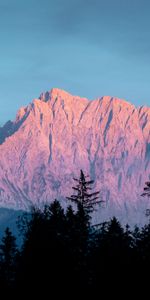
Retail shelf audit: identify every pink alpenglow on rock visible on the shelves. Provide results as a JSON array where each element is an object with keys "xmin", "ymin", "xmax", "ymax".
[{"xmin": 0, "ymin": 88, "xmax": 150, "ymax": 226}]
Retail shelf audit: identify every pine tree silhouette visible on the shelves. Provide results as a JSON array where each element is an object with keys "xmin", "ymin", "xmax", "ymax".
[
  {"xmin": 141, "ymin": 181, "xmax": 150, "ymax": 216},
  {"xmin": 67, "ymin": 169, "xmax": 102, "ymax": 213},
  {"xmin": 0, "ymin": 227, "xmax": 18, "ymax": 288},
  {"xmin": 141, "ymin": 181, "xmax": 150, "ymax": 197}
]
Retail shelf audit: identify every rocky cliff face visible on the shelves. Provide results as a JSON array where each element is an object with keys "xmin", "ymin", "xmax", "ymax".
[{"xmin": 0, "ymin": 88, "xmax": 150, "ymax": 225}]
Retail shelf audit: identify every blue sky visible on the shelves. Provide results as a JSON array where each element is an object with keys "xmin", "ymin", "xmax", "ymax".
[{"xmin": 0, "ymin": 0, "xmax": 150, "ymax": 124}]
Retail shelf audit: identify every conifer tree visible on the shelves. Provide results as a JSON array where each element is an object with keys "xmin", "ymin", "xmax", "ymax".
[
  {"xmin": 141, "ymin": 181, "xmax": 150, "ymax": 216},
  {"xmin": 141, "ymin": 181, "xmax": 150, "ymax": 197},
  {"xmin": 0, "ymin": 227, "xmax": 18, "ymax": 286},
  {"xmin": 66, "ymin": 169, "xmax": 102, "ymax": 213}
]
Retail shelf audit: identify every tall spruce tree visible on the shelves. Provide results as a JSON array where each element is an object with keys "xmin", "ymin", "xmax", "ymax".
[
  {"xmin": 66, "ymin": 170, "xmax": 102, "ymax": 290},
  {"xmin": 66, "ymin": 169, "xmax": 101, "ymax": 213}
]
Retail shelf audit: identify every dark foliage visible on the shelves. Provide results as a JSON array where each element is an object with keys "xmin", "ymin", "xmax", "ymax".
[
  {"xmin": 0, "ymin": 201, "xmax": 150, "ymax": 295},
  {"xmin": 141, "ymin": 181, "xmax": 150, "ymax": 198},
  {"xmin": 0, "ymin": 227, "xmax": 18, "ymax": 292},
  {"xmin": 66, "ymin": 169, "xmax": 102, "ymax": 213}
]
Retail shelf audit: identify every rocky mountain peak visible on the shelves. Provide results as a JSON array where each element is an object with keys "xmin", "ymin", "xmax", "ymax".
[{"xmin": 0, "ymin": 88, "xmax": 150, "ymax": 226}]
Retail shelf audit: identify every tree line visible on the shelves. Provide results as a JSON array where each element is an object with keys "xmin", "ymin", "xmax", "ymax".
[{"xmin": 0, "ymin": 170, "xmax": 150, "ymax": 295}]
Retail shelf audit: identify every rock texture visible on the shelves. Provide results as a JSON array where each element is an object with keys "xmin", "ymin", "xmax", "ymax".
[{"xmin": 0, "ymin": 88, "xmax": 150, "ymax": 225}]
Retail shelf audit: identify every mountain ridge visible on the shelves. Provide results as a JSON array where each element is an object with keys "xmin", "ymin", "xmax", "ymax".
[{"xmin": 0, "ymin": 88, "xmax": 150, "ymax": 226}]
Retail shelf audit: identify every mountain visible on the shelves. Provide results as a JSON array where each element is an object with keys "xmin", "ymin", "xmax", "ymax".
[{"xmin": 0, "ymin": 88, "xmax": 150, "ymax": 226}]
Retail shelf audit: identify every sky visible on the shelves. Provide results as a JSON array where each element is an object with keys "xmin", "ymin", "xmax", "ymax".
[{"xmin": 0, "ymin": 0, "xmax": 150, "ymax": 124}]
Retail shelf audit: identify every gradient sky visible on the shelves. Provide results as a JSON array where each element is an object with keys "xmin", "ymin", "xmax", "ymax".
[{"xmin": 0, "ymin": 0, "xmax": 150, "ymax": 124}]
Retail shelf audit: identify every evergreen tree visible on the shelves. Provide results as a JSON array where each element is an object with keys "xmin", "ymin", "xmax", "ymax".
[
  {"xmin": 141, "ymin": 180, "xmax": 150, "ymax": 197},
  {"xmin": 65, "ymin": 204, "xmax": 90, "ymax": 291},
  {"xmin": 123, "ymin": 224, "xmax": 134, "ymax": 251},
  {"xmin": 67, "ymin": 169, "xmax": 102, "ymax": 213},
  {"xmin": 18, "ymin": 200, "xmax": 69, "ymax": 294},
  {"xmin": 0, "ymin": 227, "xmax": 18, "ymax": 287},
  {"xmin": 132, "ymin": 225, "xmax": 141, "ymax": 248},
  {"xmin": 141, "ymin": 181, "xmax": 150, "ymax": 216},
  {"xmin": 66, "ymin": 170, "xmax": 103, "ymax": 291},
  {"xmin": 140, "ymin": 223, "xmax": 150, "ymax": 263}
]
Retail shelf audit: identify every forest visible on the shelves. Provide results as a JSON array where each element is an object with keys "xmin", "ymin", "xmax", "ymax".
[{"xmin": 0, "ymin": 170, "xmax": 150, "ymax": 296}]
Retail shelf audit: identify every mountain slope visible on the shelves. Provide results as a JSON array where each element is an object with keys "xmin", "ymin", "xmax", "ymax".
[{"xmin": 0, "ymin": 88, "xmax": 150, "ymax": 225}]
